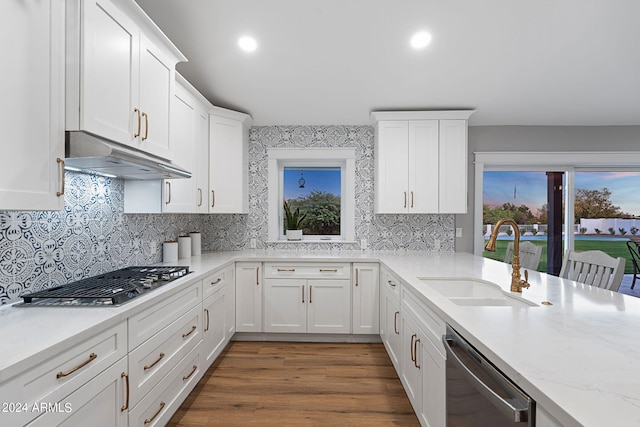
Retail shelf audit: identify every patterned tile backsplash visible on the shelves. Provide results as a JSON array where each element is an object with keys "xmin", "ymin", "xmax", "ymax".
[{"xmin": 0, "ymin": 125, "xmax": 453, "ymax": 304}]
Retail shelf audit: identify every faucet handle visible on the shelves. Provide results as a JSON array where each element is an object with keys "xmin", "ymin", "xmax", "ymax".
[{"xmin": 519, "ymin": 269, "xmax": 530, "ymax": 289}]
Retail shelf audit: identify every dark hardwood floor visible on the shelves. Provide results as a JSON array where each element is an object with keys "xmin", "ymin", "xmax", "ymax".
[{"xmin": 167, "ymin": 341, "xmax": 419, "ymax": 426}]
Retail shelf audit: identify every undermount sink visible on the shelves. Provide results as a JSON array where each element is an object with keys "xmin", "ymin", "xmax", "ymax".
[{"xmin": 419, "ymin": 278, "xmax": 538, "ymax": 308}]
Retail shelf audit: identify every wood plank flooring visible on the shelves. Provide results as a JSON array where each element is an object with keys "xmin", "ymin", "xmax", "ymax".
[{"xmin": 167, "ymin": 341, "xmax": 419, "ymax": 426}]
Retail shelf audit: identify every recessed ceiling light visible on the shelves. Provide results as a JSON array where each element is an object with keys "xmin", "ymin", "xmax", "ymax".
[
  {"xmin": 410, "ymin": 31, "xmax": 432, "ymax": 49},
  {"xmin": 238, "ymin": 36, "xmax": 257, "ymax": 52}
]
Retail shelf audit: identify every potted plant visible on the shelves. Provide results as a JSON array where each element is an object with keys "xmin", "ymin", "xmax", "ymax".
[{"xmin": 283, "ymin": 200, "xmax": 306, "ymax": 240}]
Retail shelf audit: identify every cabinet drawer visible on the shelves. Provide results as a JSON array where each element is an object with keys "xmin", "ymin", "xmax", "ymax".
[
  {"xmin": 401, "ymin": 286, "xmax": 446, "ymax": 356},
  {"xmin": 129, "ymin": 304, "xmax": 202, "ymax": 407},
  {"xmin": 264, "ymin": 262, "xmax": 351, "ymax": 279},
  {"xmin": 129, "ymin": 341, "xmax": 203, "ymax": 427},
  {"xmin": 202, "ymin": 264, "xmax": 234, "ymax": 299},
  {"xmin": 128, "ymin": 279, "xmax": 202, "ymax": 350},
  {"xmin": 381, "ymin": 267, "xmax": 401, "ymax": 299},
  {"xmin": 0, "ymin": 322, "xmax": 127, "ymax": 426}
]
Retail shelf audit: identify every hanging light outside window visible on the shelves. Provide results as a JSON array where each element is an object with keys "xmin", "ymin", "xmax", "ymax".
[{"xmin": 298, "ymin": 172, "xmax": 305, "ymax": 188}]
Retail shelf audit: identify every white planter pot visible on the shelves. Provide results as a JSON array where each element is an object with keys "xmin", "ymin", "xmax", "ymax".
[{"xmin": 286, "ymin": 229, "xmax": 303, "ymax": 241}]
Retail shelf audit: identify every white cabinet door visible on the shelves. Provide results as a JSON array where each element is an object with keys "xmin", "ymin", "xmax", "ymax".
[
  {"xmin": 352, "ymin": 263, "xmax": 379, "ymax": 334},
  {"xmin": 419, "ymin": 335, "xmax": 446, "ymax": 427},
  {"xmin": 235, "ymin": 262, "xmax": 262, "ymax": 332},
  {"xmin": 409, "ymin": 120, "xmax": 439, "ymax": 213},
  {"xmin": 26, "ymin": 357, "xmax": 128, "ymax": 427},
  {"xmin": 162, "ymin": 80, "xmax": 197, "ymax": 213},
  {"xmin": 374, "ymin": 121, "xmax": 409, "ymax": 213},
  {"xmin": 400, "ymin": 313, "xmax": 422, "ymax": 413},
  {"xmin": 209, "ymin": 111, "xmax": 250, "ymax": 213},
  {"xmin": 0, "ymin": 0, "xmax": 65, "ymax": 211},
  {"xmin": 138, "ymin": 33, "xmax": 174, "ymax": 159},
  {"xmin": 380, "ymin": 286, "xmax": 401, "ymax": 370},
  {"xmin": 77, "ymin": 0, "xmax": 139, "ymax": 146},
  {"xmin": 307, "ymin": 279, "xmax": 351, "ymax": 333},
  {"xmin": 203, "ymin": 287, "xmax": 227, "ymax": 366},
  {"xmin": 264, "ymin": 279, "xmax": 306, "ymax": 333},
  {"xmin": 438, "ymin": 119, "xmax": 468, "ymax": 213},
  {"xmin": 195, "ymin": 106, "xmax": 210, "ymax": 213},
  {"xmin": 225, "ymin": 275, "xmax": 236, "ymax": 337}
]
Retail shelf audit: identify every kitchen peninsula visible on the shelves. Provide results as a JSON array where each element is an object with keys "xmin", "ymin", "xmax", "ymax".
[{"xmin": 1, "ymin": 250, "xmax": 639, "ymax": 426}]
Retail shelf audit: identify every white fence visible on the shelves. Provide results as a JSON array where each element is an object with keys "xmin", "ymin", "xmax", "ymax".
[{"xmin": 579, "ymin": 218, "xmax": 640, "ymax": 235}]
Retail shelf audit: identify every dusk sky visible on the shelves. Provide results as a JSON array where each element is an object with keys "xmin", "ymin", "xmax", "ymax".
[{"xmin": 484, "ymin": 171, "xmax": 640, "ymax": 216}]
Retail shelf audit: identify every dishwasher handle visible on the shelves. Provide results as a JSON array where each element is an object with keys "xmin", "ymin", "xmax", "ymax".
[{"xmin": 443, "ymin": 333, "xmax": 531, "ymax": 424}]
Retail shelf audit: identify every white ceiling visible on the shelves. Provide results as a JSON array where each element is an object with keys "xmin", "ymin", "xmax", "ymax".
[{"xmin": 135, "ymin": 0, "xmax": 640, "ymax": 127}]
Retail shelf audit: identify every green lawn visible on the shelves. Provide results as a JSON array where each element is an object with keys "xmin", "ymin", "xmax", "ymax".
[{"xmin": 483, "ymin": 239, "xmax": 636, "ymax": 274}]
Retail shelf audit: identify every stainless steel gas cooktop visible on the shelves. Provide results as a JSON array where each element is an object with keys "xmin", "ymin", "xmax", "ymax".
[{"xmin": 18, "ymin": 266, "xmax": 190, "ymax": 307}]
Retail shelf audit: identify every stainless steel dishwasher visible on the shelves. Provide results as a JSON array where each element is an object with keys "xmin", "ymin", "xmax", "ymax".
[{"xmin": 443, "ymin": 325, "xmax": 535, "ymax": 426}]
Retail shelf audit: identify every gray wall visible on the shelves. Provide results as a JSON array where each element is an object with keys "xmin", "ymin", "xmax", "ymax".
[{"xmin": 455, "ymin": 125, "xmax": 640, "ymax": 253}]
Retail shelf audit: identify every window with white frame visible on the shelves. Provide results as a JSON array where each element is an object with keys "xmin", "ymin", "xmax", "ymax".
[{"xmin": 268, "ymin": 148, "xmax": 355, "ymax": 242}]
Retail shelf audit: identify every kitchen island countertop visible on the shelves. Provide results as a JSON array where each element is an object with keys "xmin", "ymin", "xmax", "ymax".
[{"xmin": 2, "ymin": 250, "xmax": 639, "ymax": 426}]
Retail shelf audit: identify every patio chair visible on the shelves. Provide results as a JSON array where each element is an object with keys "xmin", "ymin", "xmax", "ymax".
[
  {"xmin": 626, "ymin": 241, "xmax": 640, "ymax": 289},
  {"xmin": 559, "ymin": 250, "xmax": 626, "ymax": 292},
  {"xmin": 504, "ymin": 241, "xmax": 542, "ymax": 270}
]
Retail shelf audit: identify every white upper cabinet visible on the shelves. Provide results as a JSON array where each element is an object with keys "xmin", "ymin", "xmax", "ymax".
[
  {"xmin": 209, "ymin": 107, "xmax": 252, "ymax": 213},
  {"xmin": 372, "ymin": 111, "xmax": 473, "ymax": 214},
  {"xmin": 66, "ymin": 0, "xmax": 185, "ymax": 160},
  {"xmin": 0, "ymin": 0, "xmax": 65, "ymax": 211}
]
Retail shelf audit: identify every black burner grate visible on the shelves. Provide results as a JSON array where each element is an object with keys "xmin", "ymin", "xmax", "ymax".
[{"xmin": 20, "ymin": 266, "xmax": 190, "ymax": 306}]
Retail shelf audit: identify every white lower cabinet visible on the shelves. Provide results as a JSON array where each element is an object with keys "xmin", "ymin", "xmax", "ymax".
[
  {"xmin": 264, "ymin": 278, "xmax": 351, "ymax": 333},
  {"xmin": 26, "ymin": 356, "xmax": 128, "ymax": 427},
  {"xmin": 380, "ymin": 277, "xmax": 401, "ymax": 370},
  {"xmin": 235, "ymin": 262, "xmax": 262, "ymax": 332},
  {"xmin": 352, "ymin": 263, "xmax": 379, "ymax": 334}
]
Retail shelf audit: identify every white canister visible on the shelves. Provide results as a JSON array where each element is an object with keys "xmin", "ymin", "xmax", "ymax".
[
  {"xmin": 189, "ymin": 231, "xmax": 201, "ymax": 256},
  {"xmin": 162, "ymin": 241, "xmax": 178, "ymax": 263},
  {"xmin": 178, "ymin": 235, "xmax": 192, "ymax": 259}
]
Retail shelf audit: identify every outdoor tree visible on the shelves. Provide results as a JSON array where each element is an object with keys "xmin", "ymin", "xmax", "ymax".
[
  {"xmin": 289, "ymin": 190, "xmax": 341, "ymax": 235},
  {"xmin": 574, "ymin": 188, "xmax": 624, "ymax": 221},
  {"xmin": 483, "ymin": 203, "xmax": 535, "ymax": 225}
]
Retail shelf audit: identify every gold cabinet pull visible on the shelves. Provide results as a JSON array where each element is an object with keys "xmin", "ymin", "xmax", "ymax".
[
  {"xmin": 411, "ymin": 191, "xmax": 414, "ymax": 208},
  {"xmin": 414, "ymin": 338, "xmax": 421, "ymax": 369},
  {"xmin": 319, "ymin": 269, "xmax": 338, "ymax": 273},
  {"xmin": 56, "ymin": 353, "xmax": 97, "ymax": 378},
  {"xmin": 211, "ymin": 278, "xmax": 222, "ymax": 285},
  {"xmin": 144, "ymin": 352, "xmax": 165, "ymax": 371},
  {"xmin": 183, "ymin": 365, "xmax": 197, "ymax": 381},
  {"xmin": 302, "ymin": 286, "xmax": 305, "ymax": 303},
  {"xmin": 120, "ymin": 372, "xmax": 129, "ymax": 412},
  {"xmin": 133, "ymin": 108, "xmax": 141, "ymax": 137},
  {"xmin": 404, "ymin": 191, "xmax": 407, "ymax": 208},
  {"xmin": 204, "ymin": 308, "xmax": 210, "ymax": 332},
  {"xmin": 141, "ymin": 111, "xmax": 149, "ymax": 141},
  {"xmin": 277, "ymin": 268, "xmax": 295, "ymax": 272},
  {"xmin": 211, "ymin": 190, "xmax": 215, "ymax": 208},
  {"xmin": 165, "ymin": 181, "xmax": 171, "ymax": 204},
  {"xmin": 387, "ymin": 280, "xmax": 396, "ymax": 288},
  {"xmin": 355, "ymin": 268, "xmax": 359, "ymax": 286},
  {"xmin": 410, "ymin": 334, "xmax": 416, "ymax": 362},
  {"xmin": 56, "ymin": 158, "xmax": 65, "ymax": 196},
  {"xmin": 256, "ymin": 267, "xmax": 260, "ymax": 285},
  {"xmin": 394, "ymin": 311, "xmax": 399, "ymax": 334},
  {"xmin": 144, "ymin": 401, "xmax": 165, "ymax": 424},
  {"xmin": 182, "ymin": 325, "xmax": 197, "ymax": 338},
  {"xmin": 309, "ymin": 285, "xmax": 312, "ymax": 303},
  {"xmin": 198, "ymin": 188, "xmax": 203, "ymax": 206}
]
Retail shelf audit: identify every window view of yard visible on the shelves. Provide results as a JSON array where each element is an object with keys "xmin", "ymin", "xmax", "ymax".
[
  {"xmin": 283, "ymin": 167, "xmax": 341, "ymax": 236},
  {"xmin": 483, "ymin": 171, "xmax": 640, "ymax": 275}
]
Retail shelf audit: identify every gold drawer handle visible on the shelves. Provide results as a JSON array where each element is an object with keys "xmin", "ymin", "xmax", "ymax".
[
  {"xmin": 394, "ymin": 311, "xmax": 399, "ymax": 334},
  {"xmin": 121, "ymin": 372, "xmax": 130, "ymax": 411},
  {"xmin": 204, "ymin": 308, "xmax": 210, "ymax": 332},
  {"xmin": 141, "ymin": 111, "xmax": 149, "ymax": 141},
  {"xmin": 277, "ymin": 268, "xmax": 295, "ymax": 272},
  {"xmin": 414, "ymin": 338, "xmax": 421, "ymax": 369},
  {"xmin": 182, "ymin": 325, "xmax": 197, "ymax": 338},
  {"xmin": 56, "ymin": 353, "xmax": 97, "ymax": 378},
  {"xmin": 144, "ymin": 401, "xmax": 165, "ymax": 424},
  {"xmin": 144, "ymin": 352, "xmax": 165, "ymax": 371},
  {"xmin": 210, "ymin": 278, "xmax": 222, "ymax": 285},
  {"xmin": 133, "ymin": 108, "xmax": 141, "ymax": 138},
  {"xmin": 183, "ymin": 365, "xmax": 198, "ymax": 381},
  {"xmin": 387, "ymin": 280, "xmax": 396, "ymax": 288},
  {"xmin": 319, "ymin": 269, "xmax": 338, "ymax": 273}
]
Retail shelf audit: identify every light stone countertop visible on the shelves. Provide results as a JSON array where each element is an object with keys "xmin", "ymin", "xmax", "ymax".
[{"xmin": 2, "ymin": 250, "xmax": 639, "ymax": 426}]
